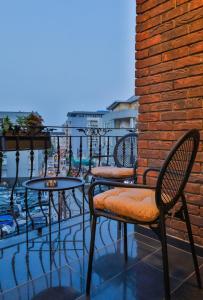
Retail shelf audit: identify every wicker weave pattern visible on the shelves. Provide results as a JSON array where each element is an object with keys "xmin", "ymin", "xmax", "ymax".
[{"xmin": 114, "ymin": 133, "xmax": 137, "ymax": 168}]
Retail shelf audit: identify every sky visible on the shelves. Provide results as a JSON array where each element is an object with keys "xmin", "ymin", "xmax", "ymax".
[{"xmin": 0, "ymin": 0, "xmax": 135, "ymax": 125}]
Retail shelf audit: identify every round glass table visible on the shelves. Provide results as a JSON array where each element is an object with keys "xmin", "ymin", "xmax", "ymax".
[{"xmin": 23, "ymin": 176, "xmax": 85, "ymax": 268}]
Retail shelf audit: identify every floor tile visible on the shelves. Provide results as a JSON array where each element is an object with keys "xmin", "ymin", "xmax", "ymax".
[
  {"xmin": 79, "ymin": 261, "xmax": 180, "ymax": 300},
  {"xmin": 171, "ymin": 265, "xmax": 203, "ymax": 300},
  {"xmin": 144, "ymin": 244, "xmax": 203, "ymax": 281},
  {"xmin": 0, "ymin": 265, "xmax": 84, "ymax": 300},
  {"xmin": 68, "ymin": 233, "xmax": 158, "ymax": 289}
]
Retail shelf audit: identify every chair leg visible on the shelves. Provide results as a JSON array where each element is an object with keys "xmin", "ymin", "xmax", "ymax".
[
  {"xmin": 123, "ymin": 223, "xmax": 128, "ymax": 262},
  {"xmin": 160, "ymin": 216, "xmax": 171, "ymax": 300},
  {"xmin": 86, "ymin": 216, "xmax": 97, "ymax": 295},
  {"xmin": 182, "ymin": 195, "xmax": 202, "ymax": 288}
]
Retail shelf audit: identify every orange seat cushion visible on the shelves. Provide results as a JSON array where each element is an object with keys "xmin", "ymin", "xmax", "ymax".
[
  {"xmin": 94, "ymin": 188, "xmax": 159, "ymax": 222},
  {"xmin": 91, "ymin": 166, "xmax": 134, "ymax": 179}
]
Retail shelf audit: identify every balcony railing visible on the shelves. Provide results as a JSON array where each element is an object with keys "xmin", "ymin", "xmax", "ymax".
[{"xmin": 0, "ymin": 126, "xmax": 136, "ymax": 240}]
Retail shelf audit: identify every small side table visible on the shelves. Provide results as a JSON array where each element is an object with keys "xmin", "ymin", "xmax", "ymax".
[{"xmin": 23, "ymin": 176, "xmax": 85, "ymax": 268}]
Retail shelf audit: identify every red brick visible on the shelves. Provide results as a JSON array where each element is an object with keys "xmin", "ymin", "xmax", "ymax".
[
  {"xmin": 137, "ymin": 0, "xmax": 168, "ymax": 13},
  {"xmin": 189, "ymin": 18, "xmax": 203, "ymax": 33},
  {"xmin": 138, "ymin": 158, "xmax": 148, "ymax": 167},
  {"xmin": 173, "ymin": 120, "xmax": 203, "ymax": 130},
  {"xmin": 137, "ymin": 21, "xmax": 174, "ymax": 41},
  {"xmin": 162, "ymin": 24, "xmax": 188, "ymax": 42},
  {"xmin": 173, "ymin": 30, "xmax": 203, "ymax": 48},
  {"xmin": 175, "ymin": 6, "xmax": 203, "ymax": 27},
  {"xmin": 188, "ymin": 86, "xmax": 203, "ymax": 97},
  {"xmin": 161, "ymin": 90, "xmax": 187, "ymax": 101},
  {"xmin": 188, "ymin": 204, "xmax": 200, "ymax": 215},
  {"xmin": 137, "ymin": 1, "xmax": 175, "ymax": 23},
  {"xmin": 177, "ymin": 0, "xmax": 190, "ymax": 5},
  {"xmin": 135, "ymin": 49, "xmax": 149, "ymax": 60},
  {"xmin": 136, "ymin": 81, "xmax": 173, "ymax": 95},
  {"xmin": 138, "ymin": 15, "xmax": 161, "ymax": 32},
  {"xmin": 161, "ymin": 111, "xmax": 187, "ymax": 121},
  {"xmin": 149, "ymin": 121, "xmax": 173, "ymax": 131},
  {"xmin": 162, "ymin": 3, "xmax": 188, "ymax": 22},
  {"xmin": 172, "ymin": 98, "xmax": 202, "ymax": 110},
  {"xmin": 138, "ymin": 94, "xmax": 161, "ymax": 104},
  {"xmin": 174, "ymin": 55, "xmax": 203, "ymax": 69},
  {"xmin": 186, "ymin": 108, "xmax": 203, "ymax": 119},
  {"xmin": 149, "ymin": 61, "xmax": 173, "ymax": 75},
  {"xmin": 162, "ymin": 47, "xmax": 189, "ymax": 62},
  {"xmin": 185, "ymin": 182, "xmax": 201, "ymax": 194},
  {"xmin": 135, "ymin": 67, "xmax": 149, "ymax": 78},
  {"xmin": 190, "ymin": 42, "xmax": 203, "ymax": 55},
  {"xmin": 136, "ymin": 54, "xmax": 162, "ymax": 69},
  {"xmin": 139, "ymin": 112, "xmax": 160, "ymax": 122},
  {"xmin": 148, "ymin": 140, "xmax": 172, "ymax": 150},
  {"xmin": 136, "ymin": 35, "xmax": 162, "ymax": 50},
  {"xmin": 139, "ymin": 102, "xmax": 172, "ymax": 112},
  {"xmin": 189, "ymin": 0, "xmax": 203, "ymax": 11},
  {"xmin": 150, "ymin": 31, "xmax": 203, "ymax": 55},
  {"xmin": 184, "ymin": 98, "xmax": 203, "ymax": 109},
  {"xmin": 174, "ymin": 75, "xmax": 203, "ymax": 89}
]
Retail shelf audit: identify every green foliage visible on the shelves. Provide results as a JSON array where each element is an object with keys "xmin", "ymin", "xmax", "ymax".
[
  {"xmin": 2, "ymin": 116, "xmax": 13, "ymax": 133},
  {"xmin": 16, "ymin": 116, "xmax": 26, "ymax": 127},
  {"xmin": 1, "ymin": 112, "xmax": 45, "ymax": 135}
]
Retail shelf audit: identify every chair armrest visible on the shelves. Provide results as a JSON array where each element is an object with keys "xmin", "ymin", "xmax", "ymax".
[
  {"xmin": 88, "ymin": 180, "xmax": 154, "ymax": 214},
  {"xmin": 143, "ymin": 167, "xmax": 161, "ymax": 185}
]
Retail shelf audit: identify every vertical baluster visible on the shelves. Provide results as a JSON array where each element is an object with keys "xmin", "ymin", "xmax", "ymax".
[
  {"xmin": 0, "ymin": 151, "xmax": 3, "ymax": 183},
  {"xmin": 98, "ymin": 135, "xmax": 101, "ymax": 166},
  {"xmin": 29, "ymin": 137, "xmax": 34, "ymax": 179},
  {"xmin": 88, "ymin": 135, "xmax": 93, "ymax": 172},
  {"xmin": 38, "ymin": 191, "xmax": 48, "ymax": 227},
  {"xmin": 56, "ymin": 136, "xmax": 60, "ymax": 176},
  {"xmin": 106, "ymin": 136, "xmax": 110, "ymax": 166},
  {"xmin": 10, "ymin": 137, "xmax": 20, "ymax": 234},
  {"xmin": 76, "ymin": 136, "xmax": 82, "ymax": 177},
  {"xmin": 67, "ymin": 136, "xmax": 72, "ymax": 176},
  {"xmin": 44, "ymin": 138, "xmax": 48, "ymax": 177}
]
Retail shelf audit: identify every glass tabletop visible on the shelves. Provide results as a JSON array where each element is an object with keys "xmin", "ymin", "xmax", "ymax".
[{"xmin": 23, "ymin": 176, "xmax": 85, "ymax": 191}]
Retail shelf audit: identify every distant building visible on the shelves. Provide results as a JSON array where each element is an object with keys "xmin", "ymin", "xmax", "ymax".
[
  {"xmin": 66, "ymin": 111, "xmax": 107, "ymax": 161},
  {"xmin": 103, "ymin": 95, "xmax": 138, "ymax": 130},
  {"xmin": 102, "ymin": 95, "xmax": 138, "ymax": 154},
  {"xmin": 0, "ymin": 111, "xmax": 43, "ymax": 182}
]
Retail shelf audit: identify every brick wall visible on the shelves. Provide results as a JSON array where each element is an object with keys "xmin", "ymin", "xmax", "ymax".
[{"xmin": 136, "ymin": 0, "xmax": 203, "ymax": 245}]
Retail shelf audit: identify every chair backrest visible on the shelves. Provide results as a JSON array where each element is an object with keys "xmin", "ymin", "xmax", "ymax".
[
  {"xmin": 155, "ymin": 129, "xmax": 200, "ymax": 213},
  {"xmin": 114, "ymin": 133, "xmax": 138, "ymax": 168}
]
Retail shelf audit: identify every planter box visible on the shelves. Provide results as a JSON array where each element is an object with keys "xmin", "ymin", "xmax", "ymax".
[{"xmin": 0, "ymin": 133, "xmax": 51, "ymax": 151}]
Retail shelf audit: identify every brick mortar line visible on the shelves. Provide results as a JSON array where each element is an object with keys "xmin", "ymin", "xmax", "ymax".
[
  {"xmin": 137, "ymin": 8, "xmax": 203, "ymax": 42},
  {"xmin": 136, "ymin": 2, "xmax": 203, "ymax": 27}
]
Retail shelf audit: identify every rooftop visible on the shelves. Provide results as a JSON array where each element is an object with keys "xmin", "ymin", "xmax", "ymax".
[{"xmin": 107, "ymin": 95, "xmax": 139, "ymax": 111}]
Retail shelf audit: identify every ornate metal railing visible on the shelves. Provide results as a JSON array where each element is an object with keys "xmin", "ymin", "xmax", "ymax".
[{"xmin": 0, "ymin": 126, "xmax": 135, "ymax": 240}]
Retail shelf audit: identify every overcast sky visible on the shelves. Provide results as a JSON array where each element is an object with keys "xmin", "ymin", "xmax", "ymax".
[{"xmin": 0, "ymin": 0, "xmax": 135, "ymax": 125}]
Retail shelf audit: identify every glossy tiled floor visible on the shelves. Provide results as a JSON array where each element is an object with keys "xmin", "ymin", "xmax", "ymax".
[{"xmin": 0, "ymin": 216, "xmax": 203, "ymax": 300}]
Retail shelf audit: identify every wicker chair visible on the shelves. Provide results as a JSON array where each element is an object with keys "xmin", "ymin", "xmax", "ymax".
[
  {"xmin": 86, "ymin": 129, "xmax": 202, "ymax": 300},
  {"xmin": 90, "ymin": 132, "xmax": 137, "ymax": 183}
]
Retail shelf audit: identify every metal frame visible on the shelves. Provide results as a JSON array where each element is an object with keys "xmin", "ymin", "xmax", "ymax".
[
  {"xmin": 23, "ymin": 177, "xmax": 85, "ymax": 271},
  {"xmin": 89, "ymin": 132, "xmax": 138, "ymax": 182},
  {"xmin": 86, "ymin": 129, "xmax": 202, "ymax": 299}
]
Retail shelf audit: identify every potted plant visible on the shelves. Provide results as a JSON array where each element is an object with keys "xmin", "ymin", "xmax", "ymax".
[
  {"xmin": 24, "ymin": 112, "xmax": 44, "ymax": 135},
  {"xmin": 0, "ymin": 113, "xmax": 51, "ymax": 151}
]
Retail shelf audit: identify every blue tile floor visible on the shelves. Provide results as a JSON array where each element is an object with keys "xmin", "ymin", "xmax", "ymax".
[{"xmin": 0, "ymin": 215, "xmax": 203, "ymax": 300}]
